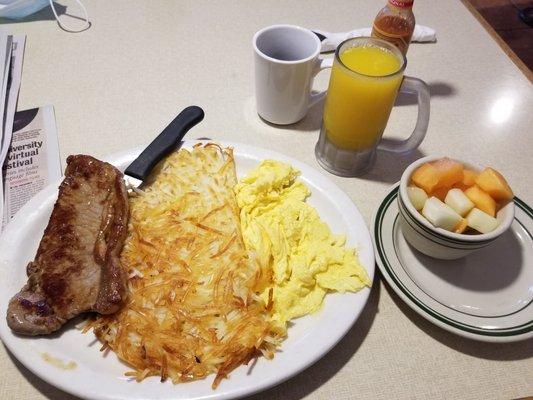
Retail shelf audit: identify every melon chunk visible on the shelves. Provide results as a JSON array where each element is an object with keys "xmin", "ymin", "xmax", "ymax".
[
  {"xmin": 445, "ymin": 188, "xmax": 475, "ymax": 217},
  {"xmin": 466, "ymin": 208, "xmax": 499, "ymax": 234},
  {"xmin": 429, "ymin": 186, "xmax": 449, "ymax": 202},
  {"xmin": 407, "ymin": 186, "xmax": 428, "ymax": 210},
  {"xmin": 475, "ymin": 167, "xmax": 513, "ymax": 201},
  {"xmin": 453, "ymin": 182, "xmax": 469, "ymax": 192},
  {"xmin": 411, "ymin": 163, "xmax": 440, "ymax": 193},
  {"xmin": 432, "ymin": 158, "xmax": 464, "ymax": 188},
  {"xmin": 464, "ymin": 186, "xmax": 496, "ymax": 217},
  {"xmin": 462, "ymin": 169, "xmax": 478, "ymax": 187},
  {"xmin": 422, "ymin": 197, "xmax": 463, "ymax": 231},
  {"xmin": 454, "ymin": 218, "xmax": 468, "ymax": 234}
]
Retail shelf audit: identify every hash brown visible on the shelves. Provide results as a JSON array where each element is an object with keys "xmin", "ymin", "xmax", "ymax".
[{"xmin": 89, "ymin": 144, "xmax": 278, "ymax": 387}]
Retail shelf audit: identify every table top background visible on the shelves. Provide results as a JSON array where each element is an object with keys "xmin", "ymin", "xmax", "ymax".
[{"xmin": 1, "ymin": 0, "xmax": 532, "ymax": 399}]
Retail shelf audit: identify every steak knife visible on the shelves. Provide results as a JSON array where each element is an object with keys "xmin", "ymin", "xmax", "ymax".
[{"xmin": 123, "ymin": 105, "xmax": 204, "ymax": 189}]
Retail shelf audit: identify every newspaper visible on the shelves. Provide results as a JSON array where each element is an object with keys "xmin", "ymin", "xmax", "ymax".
[
  {"xmin": 0, "ymin": 30, "xmax": 11, "ymax": 231},
  {"xmin": 0, "ymin": 33, "xmax": 61, "ymax": 231},
  {"xmin": 2, "ymin": 35, "xmax": 26, "ymax": 169},
  {"xmin": 0, "ymin": 31, "xmax": 27, "ymax": 231},
  {"xmin": 1, "ymin": 106, "xmax": 62, "ymax": 230}
]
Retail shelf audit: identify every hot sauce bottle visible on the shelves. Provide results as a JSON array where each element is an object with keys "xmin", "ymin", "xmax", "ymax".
[{"xmin": 371, "ymin": 0, "xmax": 415, "ymax": 56}]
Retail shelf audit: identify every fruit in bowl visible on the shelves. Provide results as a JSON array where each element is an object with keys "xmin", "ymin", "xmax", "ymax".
[
  {"xmin": 408, "ymin": 158, "xmax": 513, "ymax": 234},
  {"xmin": 398, "ymin": 156, "xmax": 515, "ymax": 260}
]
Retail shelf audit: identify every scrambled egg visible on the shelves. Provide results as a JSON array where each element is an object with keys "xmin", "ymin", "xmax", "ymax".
[{"xmin": 234, "ymin": 160, "xmax": 371, "ymax": 334}]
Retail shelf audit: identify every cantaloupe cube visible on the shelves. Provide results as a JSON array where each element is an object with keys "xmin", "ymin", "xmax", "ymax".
[
  {"xmin": 464, "ymin": 185, "xmax": 496, "ymax": 217},
  {"xmin": 462, "ymin": 169, "xmax": 478, "ymax": 187},
  {"xmin": 432, "ymin": 158, "xmax": 464, "ymax": 188},
  {"xmin": 429, "ymin": 186, "xmax": 450, "ymax": 202},
  {"xmin": 411, "ymin": 163, "xmax": 440, "ymax": 193},
  {"xmin": 453, "ymin": 182, "xmax": 469, "ymax": 191},
  {"xmin": 453, "ymin": 183, "xmax": 469, "ymax": 191},
  {"xmin": 475, "ymin": 167, "xmax": 514, "ymax": 201},
  {"xmin": 454, "ymin": 218, "xmax": 468, "ymax": 234}
]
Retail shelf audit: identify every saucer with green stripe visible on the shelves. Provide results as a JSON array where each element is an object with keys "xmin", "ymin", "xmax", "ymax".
[{"xmin": 372, "ymin": 183, "xmax": 533, "ymax": 343}]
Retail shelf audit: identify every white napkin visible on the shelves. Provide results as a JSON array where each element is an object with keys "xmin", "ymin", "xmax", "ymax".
[{"xmin": 314, "ymin": 24, "xmax": 436, "ymax": 53}]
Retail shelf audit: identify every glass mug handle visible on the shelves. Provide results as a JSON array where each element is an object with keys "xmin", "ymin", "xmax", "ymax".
[
  {"xmin": 378, "ymin": 76, "xmax": 430, "ymax": 154},
  {"xmin": 308, "ymin": 57, "xmax": 334, "ymax": 108}
]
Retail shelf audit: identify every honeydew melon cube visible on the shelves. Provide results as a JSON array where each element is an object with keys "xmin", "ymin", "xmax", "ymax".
[
  {"xmin": 466, "ymin": 208, "xmax": 500, "ymax": 234},
  {"xmin": 407, "ymin": 186, "xmax": 428, "ymax": 210},
  {"xmin": 421, "ymin": 197, "xmax": 463, "ymax": 232},
  {"xmin": 445, "ymin": 188, "xmax": 475, "ymax": 217},
  {"xmin": 475, "ymin": 167, "xmax": 514, "ymax": 201}
]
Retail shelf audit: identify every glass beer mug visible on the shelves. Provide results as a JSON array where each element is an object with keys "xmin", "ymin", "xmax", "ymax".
[{"xmin": 315, "ymin": 37, "xmax": 430, "ymax": 176}]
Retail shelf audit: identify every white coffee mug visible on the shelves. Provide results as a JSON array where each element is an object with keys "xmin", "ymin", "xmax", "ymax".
[{"xmin": 253, "ymin": 25, "xmax": 333, "ymax": 125}]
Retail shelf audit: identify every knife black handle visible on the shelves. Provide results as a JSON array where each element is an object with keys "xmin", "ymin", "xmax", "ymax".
[
  {"xmin": 312, "ymin": 30, "xmax": 326, "ymax": 42},
  {"xmin": 125, "ymin": 106, "xmax": 204, "ymax": 181}
]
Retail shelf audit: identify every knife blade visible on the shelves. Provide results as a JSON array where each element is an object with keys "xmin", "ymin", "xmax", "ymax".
[{"xmin": 124, "ymin": 105, "xmax": 204, "ymax": 189}]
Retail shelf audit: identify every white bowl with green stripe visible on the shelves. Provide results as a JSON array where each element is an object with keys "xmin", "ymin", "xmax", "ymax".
[{"xmin": 399, "ymin": 156, "xmax": 515, "ymax": 260}]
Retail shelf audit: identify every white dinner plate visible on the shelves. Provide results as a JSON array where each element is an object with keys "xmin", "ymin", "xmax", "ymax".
[
  {"xmin": 372, "ymin": 183, "xmax": 533, "ymax": 343},
  {"xmin": 0, "ymin": 140, "xmax": 374, "ymax": 400}
]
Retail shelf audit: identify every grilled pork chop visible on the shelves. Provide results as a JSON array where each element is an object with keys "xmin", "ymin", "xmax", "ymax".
[{"xmin": 7, "ymin": 155, "xmax": 129, "ymax": 335}]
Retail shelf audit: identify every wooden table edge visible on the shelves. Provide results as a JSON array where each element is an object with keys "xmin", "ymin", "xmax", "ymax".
[{"xmin": 461, "ymin": 0, "xmax": 533, "ymax": 83}]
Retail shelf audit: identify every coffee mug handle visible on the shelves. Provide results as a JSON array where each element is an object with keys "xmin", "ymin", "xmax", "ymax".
[
  {"xmin": 378, "ymin": 76, "xmax": 430, "ymax": 154},
  {"xmin": 308, "ymin": 57, "xmax": 334, "ymax": 108}
]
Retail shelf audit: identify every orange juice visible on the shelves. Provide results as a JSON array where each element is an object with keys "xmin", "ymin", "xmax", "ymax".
[{"xmin": 323, "ymin": 45, "xmax": 403, "ymax": 150}]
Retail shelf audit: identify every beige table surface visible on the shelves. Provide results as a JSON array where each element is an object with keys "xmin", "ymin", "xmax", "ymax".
[{"xmin": 1, "ymin": 0, "xmax": 532, "ymax": 399}]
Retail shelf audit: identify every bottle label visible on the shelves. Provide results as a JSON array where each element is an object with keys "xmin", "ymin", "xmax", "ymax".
[
  {"xmin": 371, "ymin": 24, "xmax": 409, "ymax": 55},
  {"xmin": 388, "ymin": 0, "xmax": 413, "ymax": 8}
]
